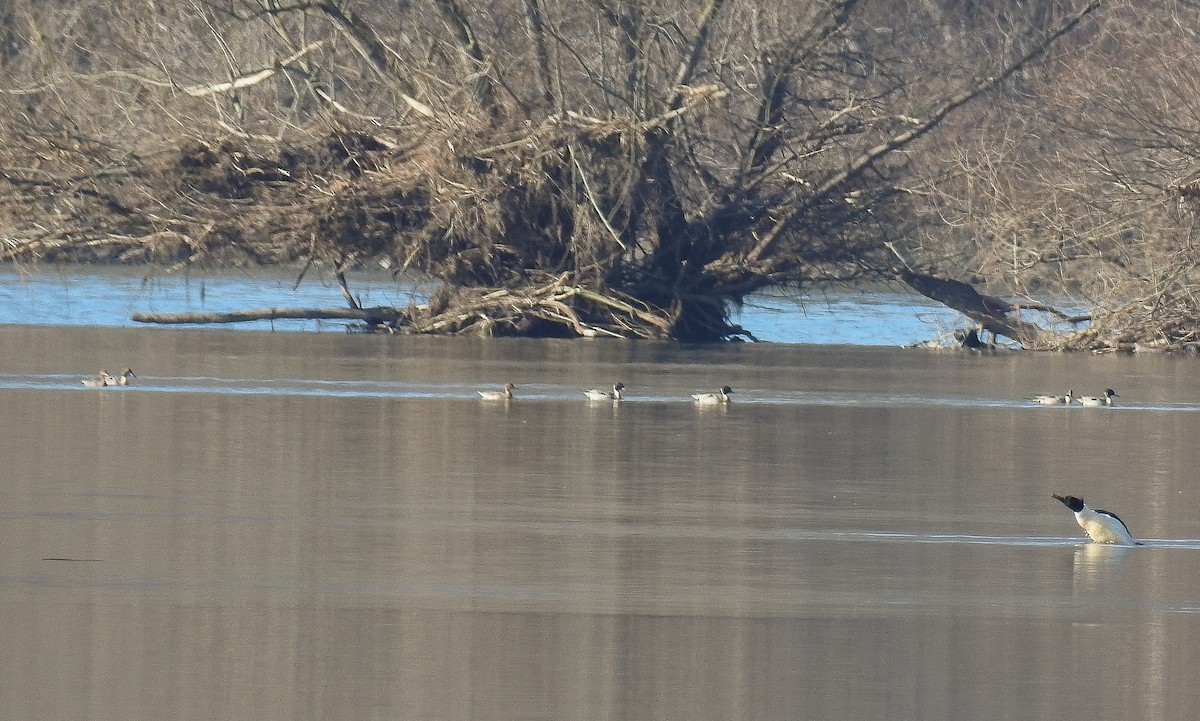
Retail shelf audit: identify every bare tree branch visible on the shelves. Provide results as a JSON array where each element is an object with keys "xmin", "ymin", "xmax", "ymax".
[{"xmin": 745, "ymin": 0, "xmax": 1103, "ymax": 265}]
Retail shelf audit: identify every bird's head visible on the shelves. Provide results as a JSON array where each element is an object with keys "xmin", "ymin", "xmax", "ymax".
[{"xmin": 1052, "ymin": 494, "xmax": 1085, "ymax": 512}]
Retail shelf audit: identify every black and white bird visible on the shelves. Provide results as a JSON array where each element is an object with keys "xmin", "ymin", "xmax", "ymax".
[
  {"xmin": 583, "ymin": 382, "xmax": 624, "ymax": 401},
  {"xmin": 1077, "ymin": 389, "xmax": 1119, "ymax": 407},
  {"xmin": 692, "ymin": 386, "xmax": 734, "ymax": 405},
  {"xmin": 1052, "ymin": 494, "xmax": 1139, "ymax": 546}
]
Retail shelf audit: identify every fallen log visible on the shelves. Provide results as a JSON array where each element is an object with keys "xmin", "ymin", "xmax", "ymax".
[
  {"xmin": 894, "ymin": 268, "xmax": 1056, "ymax": 348},
  {"xmin": 131, "ymin": 306, "xmax": 405, "ymax": 325},
  {"xmin": 129, "ymin": 278, "xmax": 681, "ymax": 337}
]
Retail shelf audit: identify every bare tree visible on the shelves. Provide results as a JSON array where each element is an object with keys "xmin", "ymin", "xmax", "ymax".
[
  {"xmin": 908, "ymin": 0, "xmax": 1200, "ymax": 350},
  {"xmin": 0, "ymin": 0, "xmax": 1121, "ymax": 344}
]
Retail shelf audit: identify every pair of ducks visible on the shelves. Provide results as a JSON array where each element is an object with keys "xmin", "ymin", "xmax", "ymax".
[
  {"xmin": 479, "ymin": 382, "xmax": 618, "ymax": 401},
  {"xmin": 477, "ymin": 382, "xmax": 736, "ymax": 405},
  {"xmin": 1029, "ymin": 388, "xmax": 1119, "ymax": 407},
  {"xmin": 582, "ymin": 382, "xmax": 735, "ymax": 405},
  {"xmin": 81, "ymin": 368, "xmax": 136, "ymax": 387}
]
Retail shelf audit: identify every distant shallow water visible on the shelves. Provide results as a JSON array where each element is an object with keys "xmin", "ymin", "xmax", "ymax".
[{"xmin": 0, "ymin": 265, "xmax": 965, "ymax": 345}]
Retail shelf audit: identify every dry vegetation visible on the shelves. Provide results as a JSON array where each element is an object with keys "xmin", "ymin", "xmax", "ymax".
[{"xmin": 2, "ymin": 0, "xmax": 1199, "ymax": 347}]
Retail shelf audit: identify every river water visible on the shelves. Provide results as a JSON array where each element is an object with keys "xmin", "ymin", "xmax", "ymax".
[
  {"xmin": 0, "ymin": 264, "xmax": 965, "ymax": 345},
  {"xmin": 2, "ymin": 322, "xmax": 1200, "ymax": 720}
]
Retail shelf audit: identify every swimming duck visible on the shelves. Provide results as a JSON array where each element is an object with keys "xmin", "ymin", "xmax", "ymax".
[
  {"xmin": 692, "ymin": 386, "xmax": 734, "ymax": 405},
  {"xmin": 81, "ymin": 370, "xmax": 114, "ymax": 387},
  {"xmin": 583, "ymin": 382, "xmax": 624, "ymax": 401},
  {"xmin": 109, "ymin": 368, "xmax": 136, "ymax": 386},
  {"xmin": 1052, "ymin": 494, "xmax": 1139, "ymax": 545},
  {"xmin": 1028, "ymin": 390, "xmax": 1075, "ymax": 405},
  {"xmin": 478, "ymin": 383, "xmax": 516, "ymax": 400},
  {"xmin": 1077, "ymin": 389, "xmax": 1118, "ymax": 407}
]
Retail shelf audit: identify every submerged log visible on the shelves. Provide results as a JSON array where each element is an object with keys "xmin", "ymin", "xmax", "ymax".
[{"xmin": 131, "ymin": 306, "xmax": 404, "ymax": 324}]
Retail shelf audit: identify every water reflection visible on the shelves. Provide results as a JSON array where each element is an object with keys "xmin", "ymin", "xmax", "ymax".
[{"xmin": 1071, "ymin": 542, "xmax": 1134, "ymax": 595}]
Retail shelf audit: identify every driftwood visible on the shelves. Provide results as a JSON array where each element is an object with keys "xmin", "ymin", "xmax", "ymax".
[
  {"xmin": 131, "ymin": 306, "xmax": 403, "ymax": 324},
  {"xmin": 129, "ymin": 274, "xmax": 681, "ymax": 338},
  {"xmin": 129, "ymin": 262, "xmax": 410, "ymax": 328},
  {"xmin": 895, "ymin": 268, "xmax": 1055, "ymax": 348},
  {"xmin": 881, "ymin": 240, "xmax": 1075, "ymax": 349},
  {"xmin": 400, "ymin": 278, "xmax": 676, "ymax": 338}
]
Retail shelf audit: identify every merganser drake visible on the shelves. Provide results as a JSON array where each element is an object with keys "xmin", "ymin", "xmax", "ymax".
[
  {"xmin": 1077, "ymin": 389, "xmax": 1118, "ymax": 407},
  {"xmin": 583, "ymin": 382, "xmax": 624, "ymax": 401},
  {"xmin": 692, "ymin": 386, "xmax": 734, "ymax": 405},
  {"xmin": 478, "ymin": 383, "xmax": 516, "ymax": 400},
  {"xmin": 81, "ymin": 370, "xmax": 114, "ymax": 387},
  {"xmin": 1029, "ymin": 390, "xmax": 1076, "ymax": 405},
  {"xmin": 1052, "ymin": 494, "xmax": 1139, "ymax": 545}
]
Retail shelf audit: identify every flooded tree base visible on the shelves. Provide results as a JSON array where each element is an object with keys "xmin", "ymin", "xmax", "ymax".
[
  {"xmin": 5, "ymin": 125, "xmax": 765, "ymax": 341},
  {"xmin": 5, "ymin": 123, "xmax": 1190, "ymax": 350}
]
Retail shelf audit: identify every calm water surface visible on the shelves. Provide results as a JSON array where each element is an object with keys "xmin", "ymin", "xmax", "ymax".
[{"xmin": 2, "ymin": 326, "xmax": 1200, "ymax": 720}]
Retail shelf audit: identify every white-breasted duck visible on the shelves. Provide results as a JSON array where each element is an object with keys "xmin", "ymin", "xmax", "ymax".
[
  {"xmin": 1029, "ymin": 390, "xmax": 1076, "ymax": 405},
  {"xmin": 81, "ymin": 370, "xmax": 114, "ymax": 387},
  {"xmin": 583, "ymin": 382, "xmax": 624, "ymax": 401},
  {"xmin": 1052, "ymin": 494, "xmax": 1139, "ymax": 546},
  {"xmin": 109, "ymin": 368, "xmax": 136, "ymax": 386},
  {"xmin": 1077, "ymin": 389, "xmax": 1118, "ymax": 407},
  {"xmin": 692, "ymin": 386, "xmax": 734, "ymax": 405},
  {"xmin": 478, "ymin": 383, "xmax": 516, "ymax": 400}
]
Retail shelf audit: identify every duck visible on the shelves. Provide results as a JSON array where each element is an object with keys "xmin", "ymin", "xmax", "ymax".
[
  {"xmin": 81, "ymin": 370, "xmax": 114, "ymax": 387},
  {"xmin": 692, "ymin": 386, "xmax": 734, "ymax": 405},
  {"xmin": 1077, "ymin": 389, "xmax": 1118, "ymax": 407},
  {"xmin": 583, "ymin": 382, "xmax": 624, "ymax": 401},
  {"xmin": 1052, "ymin": 494, "xmax": 1139, "ymax": 546},
  {"xmin": 478, "ymin": 382, "xmax": 516, "ymax": 400},
  {"xmin": 109, "ymin": 368, "xmax": 136, "ymax": 386},
  {"xmin": 1028, "ymin": 390, "xmax": 1076, "ymax": 405}
]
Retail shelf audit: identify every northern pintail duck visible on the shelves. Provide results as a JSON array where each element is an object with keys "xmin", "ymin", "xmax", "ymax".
[
  {"xmin": 478, "ymin": 382, "xmax": 516, "ymax": 400},
  {"xmin": 1028, "ymin": 390, "xmax": 1076, "ymax": 405},
  {"xmin": 583, "ymin": 382, "xmax": 624, "ymax": 401},
  {"xmin": 692, "ymin": 386, "xmax": 734, "ymax": 405},
  {"xmin": 1052, "ymin": 494, "xmax": 1139, "ymax": 545},
  {"xmin": 81, "ymin": 370, "xmax": 114, "ymax": 387},
  {"xmin": 110, "ymin": 368, "xmax": 136, "ymax": 386},
  {"xmin": 1077, "ymin": 389, "xmax": 1118, "ymax": 407}
]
